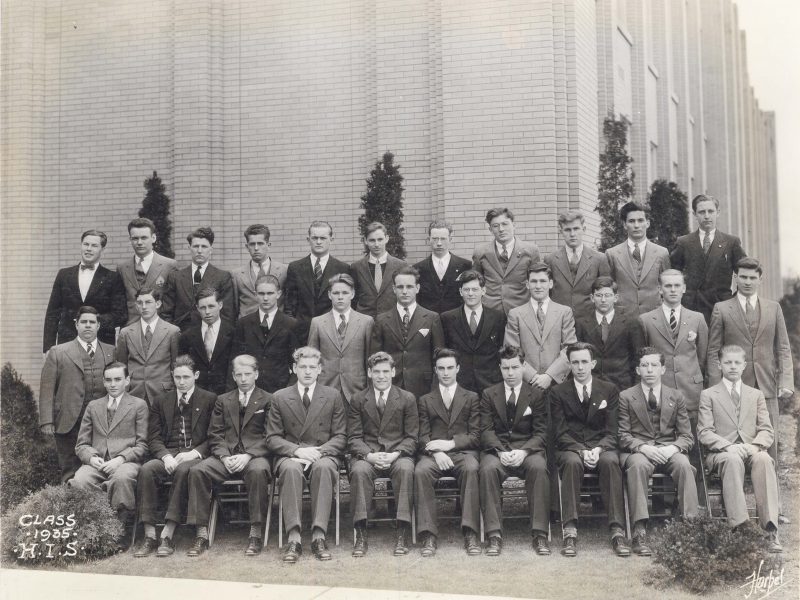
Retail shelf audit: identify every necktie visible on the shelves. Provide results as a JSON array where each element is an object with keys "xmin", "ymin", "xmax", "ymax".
[
  {"xmin": 302, "ymin": 387, "xmax": 311, "ymax": 412},
  {"xmin": 107, "ymin": 397, "xmax": 118, "ymax": 423},
  {"xmin": 569, "ymin": 250, "xmax": 578, "ymax": 276},
  {"xmin": 669, "ymin": 308, "xmax": 678, "ymax": 337},
  {"xmin": 469, "ymin": 310, "xmax": 478, "ymax": 335},
  {"xmin": 506, "ymin": 389, "xmax": 516, "ymax": 430},
  {"xmin": 745, "ymin": 299, "xmax": 757, "ymax": 337},
  {"xmin": 702, "ymin": 233, "xmax": 711, "ymax": 255},
  {"xmin": 536, "ymin": 301, "xmax": 545, "ymax": 333},
  {"xmin": 632, "ymin": 244, "xmax": 642, "ymax": 264},
  {"xmin": 179, "ymin": 394, "xmax": 189, "ymax": 447},
  {"xmin": 135, "ymin": 258, "xmax": 146, "ymax": 284},
  {"xmin": 373, "ymin": 260, "xmax": 382, "ymax": 291},
  {"xmin": 180, "ymin": 392, "xmax": 188, "ymax": 408},
  {"xmin": 582, "ymin": 385, "xmax": 589, "ymax": 403},
  {"xmin": 261, "ymin": 312, "xmax": 270, "ymax": 332},
  {"xmin": 337, "ymin": 314, "xmax": 347, "ymax": 338},
  {"xmin": 143, "ymin": 324, "xmax": 153, "ymax": 354},
  {"xmin": 647, "ymin": 387, "xmax": 658, "ymax": 411},
  {"xmin": 203, "ymin": 325, "xmax": 214, "ymax": 360},
  {"xmin": 193, "ymin": 267, "xmax": 202, "ymax": 284},
  {"xmin": 257, "ymin": 262, "xmax": 266, "ymax": 278},
  {"xmin": 499, "ymin": 244, "xmax": 509, "ymax": 263},
  {"xmin": 239, "ymin": 393, "xmax": 248, "ymax": 410},
  {"xmin": 600, "ymin": 315, "xmax": 610, "ymax": 343},
  {"xmin": 435, "ymin": 259, "xmax": 446, "ymax": 280},
  {"xmin": 402, "ymin": 307, "xmax": 410, "ymax": 336},
  {"xmin": 86, "ymin": 342, "xmax": 95, "ymax": 359},
  {"xmin": 442, "ymin": 387, "xmax": 452, "ymax": 410},
  {"xmin": 314, "ymin": 257, "xmax": 322, "ymax": 282},
  {"xmin": 377, "ymin": 391, "xmax": 386, "ymax": 419}
]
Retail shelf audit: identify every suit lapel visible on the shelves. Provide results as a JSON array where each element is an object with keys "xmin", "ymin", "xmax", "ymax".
[
  {"xmin": 448, "ymin": 386, "xmax": 468, "ymax": 426},
  {"xmin": 385, "ymin": 310, "xmax": 407, "ymax": 346},
  {"xmin": 604, "ymin": 313, "xmax": 624, "ymax": 346},
  {"xmin": 616, "ymin": 245, "xmax": 638, "ymax": 283},
  {"xmin": 301, "ymin": 388, "xmax": 328, "ymax": 436},
  {"xmin": 630, "ymin": 387, "xmax": 654, "ymax": 434},
  {"xmin": 363, "ymin": 390, "xmax": 381, "ymax": 428},
  {"xmin": 66, "ymin": 340, "xmax": 88, "ymax": 372},
  {"xmin": 513, "ymin": 385, "xmax": 533, "ymax": 426},
  {"xmin": 713, "ymin": 384, "xmax": 738, "ymax": 425},
  {"xmin": 753, "ymin": 300, "xmax": 769, "ymax": 343},
  {"xmin": 227, "ymin": 395, "xmax": 241, "ymax": 434},
  {"xmin": 212, "ymin": 322, "xmax": 233, "ymax": 364},
  {"xmin": 541, "ymin": 304, "xmax": 558, "ymax": 339},
  {"xmin": 341, "ymin": 313, "xmax": 362, "ymax": 351},
  {"xmin": 492, "ymin": 387, "xmax": 507, "ymax": 424},
  {"xmin": 573, "ymin": 249, "xmax": 593, "ymax": 284},
  {"xmin": 705, "ymin": 232, "xmax": 727, "ymax": 265},
  {"xmin": 178, "ymin": 268, "xmax": 194, "ymax": 304},
  {"xmin": 146, "ymin": 320, "xmax": 170, "ymax": 359},
  {"xmin": 243, "ymin": 389, "xmax": 266, "ymax": 427},
  {"xmin": 284, "ymin": 388, "xmax": 307, "ymax": 427},
  {"xmin": 483, "ymin": 244, "xmax": 504, "ymax": 276},
  {"xmin": 505, "ymin": 244, "xmax": 524, "ymax": 275},
  {"xmin": 109, "ymin": 394, "xmax": 133, "ymax": 432},
  {"xmin": 738, "ymin": 385, "xmax": 757, "ymax": 429},
  {"xmin": 639, "ymin": 242, "xmax": 658, "ymax": 281},
  {"xmin": 520, "ymin": 303, "xmax": 543, "ymax": 343},
  {"xmin": 651, "ymin": 310, "xmax": 676, "ymax": 347},
  {"xmin": 380, "ymin": 387, "xmax": 401, "ymax": 431},
  {"xmin": 729, "ymin": 300, "xmax": 754, "ymax": 341},
  {"xmin": 144, "ymin": 255, "xmax": 167, "ymax": 288},
  {"xmin": 565, "ymin": 384, "xmax": 585, "ymax": 421},
  {"xmin": 84, "ymin": 266, "xmax": 107, "ymax": 302},
  {"xmin": 429, "ymin": 387, "xmax": 450, "ymax": 426},
  {"xmin": 163, "ymin": 392, "xmax": 177, "ymax": 438},
  {"xmin": 318, "ymin": 259, "xmax": 338, "ymax": 298},
  {"xmin": 659, "ymin": 390, "xmax": 676, "ymax": 432},
  {"xmin": 551, "ymin": 248, "xmax": 573, "ymax": 283}
]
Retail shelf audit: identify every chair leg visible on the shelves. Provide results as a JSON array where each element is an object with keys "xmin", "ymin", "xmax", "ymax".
[
  {"xmin": 411, "ymin": 506, "xmax": 416, "ymax": 545},
  {"xmin": 335, "ymin": 473, "xmax": 340, "ymax": 546},
  {"xmin": 479, "ymin": 512, "xmax": 485, "ymax": 543},
  {"xmin": 557, "ymin": 474, "xmax": 564, "ymax": 540},
  {"xmin": 278, "ymin": 495, "xmax": 283, "ymax": 549},
  {"xmin": 263, "ymin": 479, "xmax": 274, "ymax": 549},
  {"xmin": 622, "ymin": 483, "xmax": 631, "ymax": 539},
  {"xmin": 208, "ymin": 499, "xmax": 219, "ymax": 547},
  {"xmin": 129, "ymin": 510, "xmax": 139, "ymax": 552}
]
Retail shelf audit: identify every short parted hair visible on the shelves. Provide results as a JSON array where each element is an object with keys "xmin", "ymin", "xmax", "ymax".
[
  {"xmin": 329, "ymin": 272, "xmax": 355, "ymax": 289},
  {"xmin": 255, "ymin": 273, "xmax": 282, "ymax": 291},
  {"xmin": 187, "ymin": 227, "xmax": 215, "ymax": 245},
  {"xmin": 367, "ymin": 351, "xmax": 395, "ymax": 369},
  {"xmin": 566, "ymin": 342, "xmax": 596, "ymax": 361},
  {"xmin": 498, "ymin": 344, "xmax": 525, "ymax": 363},
  {"xmin": 527, "ymin": 262, "xmax": 552, "ymax": 280},
  {"xmin": 127, "ymin": 218, "xmax": 156, "ymax": 234},
  {"xmin": 620, "ymin": 201, "xmax": 649, "ymax": 222},
  {"xmin": 427, "ymin": 220, "xmax": 454, "ymax": 236},
  {"xmin": 104, "ymin": 361, "xmax": 128, "ymax": 377},
  {"xmin": 292, "ymin": 346, "xmax": 322, "ymax": 365},
  {"xmin": 393, "ymin": 265, "xmax": 420, "ymax": 285},
  {"xmin": 457, "ymin": 269, "xmax": 485, "ymax": 287},
  {"xmin": 719, "ymin": 344, "xmax": 747, "ymax": 360},
  {"xmin": 135, "ymin": 286, "xmax": 162, "ymax": 302},
  {"xmin": 591, "ymin": 276, "xmax": 618, "ymax": 294},
  {"xmin": 433, "ymin": 347, "xmax": 460, "ymax": 365},
  {"xmin": 81, "ymin": 229, "xmax": 108, "ymax": 248},
  {"xmin": 557, "ymin": 210, "xmax": 585, "ymax": 227},
  {"xmin": 658, "ymin": 268, "xmax": 685, "ymax": 284},
  {"xmin": 74, "ymin": 305, "xmax": 100, "ymax": 321},
  {"xmin": 485, "ymin": 207, "xmax": 514, "ymax": 224},
  {"xmin": 195, "ymin": 286, "xmax": 221, "ymax": 305},
  {"xmin": 691, "ymin": 194, "xmax": 720, "ymax": 212},
  {"xmin": 735, "ymin": 257, "xmax": 763, "ymax": 276},
  {"xmin": 244, "ymin": 224, "xmax": 271, "ymax": 241},
  {"xmin": 308, "ymin": 220, "xmax": 333, "ymax": 237},
  {"xmin": 637, "ymin": 346, "xmax": 665, "ymax": 365},
  {"xmin": 364, "ymin": 221, "xmax": 388, "ymax": 237},
  {"xmin": 172, "ymin": 354, "xmax": 197, "ymax": 372},
  {"xmin": 231, "ymin": 354, "xmax": 259, "ymax": 372}
]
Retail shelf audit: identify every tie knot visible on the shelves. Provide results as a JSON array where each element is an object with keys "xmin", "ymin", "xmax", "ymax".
[
  {"xmin": 146, "ymin": 324, "xmax": 152, "ymax": 334},
  {"xmin": 304, "ymin": 387, "xmax": 310, "ymax": 396},
  {"xmin": 86, "ymin": 342, "xmax": 93, "ymax": 351}
]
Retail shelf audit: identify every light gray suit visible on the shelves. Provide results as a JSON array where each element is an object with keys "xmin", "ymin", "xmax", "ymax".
[
  {"xmin": 606, "ymin": 240, "xmax": 670, "ymax": 316},
  {"xmin": 115, "ymin": 318, "xmax": 180, "ymax": 403},
  {"xmin": 545, "ymin": 246, "xmax": 610, "ymax": 321},
  {"xmin": 472, "ymin": 239, "xmax": 540, "ymax": 314},
  {"xmin": 117, "ymin": 253, "xmax": 178, "ymax": 325},
  {"xmin": 231, "ymin": 259, "xmax": 288, "ymax": 318}
]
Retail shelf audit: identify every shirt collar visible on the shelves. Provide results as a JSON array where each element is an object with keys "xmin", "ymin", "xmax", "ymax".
[
  {"xmin": 80, "ymin": 262, "xmax": 98, "ymax": 271},
  {"xmin": 722, "ymin": 378, "xmax": 740, "ymax": 397},
  {"xmin": 530, "ymin": 297, "xmax": 549, "ymax": 312},
  {"xmin": 439, "ymin": 383, "xmax": 457, "ymax": 398},
  {"xmin": 566, "ymin": 244, "xmax": 584, "ymax": 259},
  {"xmin": 464, "ymin": 304, "xmax": 483, "ymax": 320},
  {"xmin": 76, "ymin": 338, "xmax": 93, "ymax": 352},
  {"xmin": 738, "ymin": 293, "xmax": 758, "ymax": 311},
  {"xmin": 107, "ymin": 394, "xmax": 122, "ymax": 407},
  {"xmin": 596, "ymin": 309, "xmax": 615, "ymax": 324},
  {"xmin": 251, "ymin": 257, "xmax": 271, "ymax": 275},
  {"xmin": 700, "ymin": 229, "xmax": 716, "ymax": 242},
  {"xmin": 627, "ymin": 238, "xmax": 647, "ymax": 252},
  {"xmin": 574, "ymin": 378, "xmax": 593, "ymax": 399},
  {"xmin": 641, "ymin": 383, "xmax": 662, "ymax": 401},
  {"xmin": 201, "ymin": 318, "xmax": 221, "ymax": 336},
  {"xmin": 495, "ymin": 238, "xmax": 515, "ymax": 255},
  {"xmin": 333, "ymin": 308, "xmax": 351, "ymax": 322},
  {"xmin": 662, "ymin": 304, "xmax": 681, "ymax": 319},
  {"xmin": 258, "ymin": 307, "xmax": 278, "ymax": 323},
  {"xmin": 368, "ymin": 252, "xmax": 388, "ymax": 265},
  {"xmin": 178, "ymin": 387, "xmax": 195, "ymax": 404},
  {"xmin": 298, "ymin": 382, "xmax": 317, "ymax": 399},
  {"xmin": 373, "ymin": 386, "xmax": 390, "ymax": 401},
  {"xmin": 238, "ymin": 387, "xmax": 254, "ymax": 404},
  {"xmin": 505, "ymin": 383, "xmax": 522, "ymax": 401},
  {"xmin": 192, "ymin": 263, "xmax": 207, "ymax": 275},
  {"xmin": 310, "ymin": 254, "xmax": 329, "ymax": 269},
  {"xmin": 397, "ymin": 303, "xmax": 417, "ymax": 320},
  {"xmin": 137, "ymin": 252, "xmax": 154, "ymax": 267},
  {"xmin": 433, "ymin": 252, "xmax": 451, "ymax": 264},
  {"xmin": 141, "ymin": 316, "xmax": 159, "ymax": 332}
]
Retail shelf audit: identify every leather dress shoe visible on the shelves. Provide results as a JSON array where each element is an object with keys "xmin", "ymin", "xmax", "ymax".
[
  {"xmin": 352, "ymin": 527, "xmax": 368, "ymax": 557},
  {"xmin": 632, "ymin": 533, "xmax": 652, "ymax": 556},
  {"xmin": 611, "ymin": 536, "xmax": 631, "ymax": 557},
  {"xmin": 156, "ymin": 536, "xmax": 175, "ymax": 557},
  {"xmin": 561, "ymin": 537, "xmax": 576, "ymax": 557},
  {"xmin": 778, "ymin": 514, "xmax": 791, "ymax": 525},
  {"xmin": 245, "ymin": 536, "xmax": 263, "ymax": 556},
  {"xmin": 485, "ymin": 536, "xmax": 502, "ymax": 557},
  {"xmin": 767, "ymin": 531, "xmax": 783, "ymax": 553},
  {"xmin": 464, "ymin": 530, "xmax": 481, "ymax": 556},
  {"xmin": 393, "ymin": 526, "xmax": 410, "ymax": 556},
  {"xmin": 283, "ymin": 541, "xmax": 302, "ymax": 563},
  {"xmin": 311, "ymin": 538, "xmax": 332, "ymax": 561},
  {"xmin": 421, "ymin": 533, "xmax": 437, "ymax": 558},
  {"xmin": 133, "ymin": 536, "xmax": 158, "ymax": 558},
  {"xmin": 187, "ymin": 537, "xmax": 208, "ymax": 557},
  {"xmin": 533, "ymin": 535, "xmax": 551, "ymax": 556}
]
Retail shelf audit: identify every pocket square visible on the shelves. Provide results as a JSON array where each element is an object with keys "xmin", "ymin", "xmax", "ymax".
[
  {"xmin": 254, "ymin": 409, "xmax": 265, "ymax": 414},
  {"xmin": 419, "ymin": 328, "xmax": 430, "ymax": 337},
  {"xmin": 522, "ymin": 406, "xmax": 532, "ymax": 416},
  {"xmin": 597, "ymin": 400, "xmax": 607, "ymax": 410}
]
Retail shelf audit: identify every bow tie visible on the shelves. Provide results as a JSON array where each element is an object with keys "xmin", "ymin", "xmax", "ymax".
[{"xmin": 80, "ymin": 264, "xmax": 96, "ymax": 271}]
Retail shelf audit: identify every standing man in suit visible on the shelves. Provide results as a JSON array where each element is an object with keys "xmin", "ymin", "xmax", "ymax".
[
  {"xmin": 574, "ymin": 277, "xmax": 638, "ymax": 390},
  {"xmin": 351, "ymin": 222, "xmax": 407, "ymax": 318},
  {"xmin": 267, "ymin": 347, "xmax": 347, "ymax": 563},
  {"xmin": 550, "ymin": 343, "xmax": 629, "ymax": 558},
  {"xmin": 186, "ymin": 355, "xmax": 272, "ymax": 557},
  {"xmin": 348, "ymin": 351, "xmax": 419, "ymax": 557},
  {"xmin": 671, "ymin": 194, "xmax": 746, "ymax": 323},
  {"xmin": 472, "ymin": 208, "xmax": 541, "ymax": 314},
  {"xmin": 308, "ymin": 273, "xmax": 373, "ymax": 404},
  {"xmin": 370, "ymin": 266, "xmax": 445, "ymax": 399},
  {"xmin": 233, "ymin": 274, "xmax": 299, "ymax": 392},
  {"xmin": 606, "ymin": 202, "xmax": 670, "ymax": 316},
  {"xmin": 39, "ymin": 306, "xmax": 116, "ymax": 482},
  {"xmin": 479, "ymin": 345, "xmax": 551, "ymax": 556},
  {"xmin": 698, "ymin": 345, "xmax": 782, "ymax": 552},
  {"xmin": 118, "ymin": 218, "xmax": 178, "ymax": 325},
  {"xmin": 44, "ymin": 229, "xmax": 127, "ymax": 352},
  {"xmin": 414, "ymin": 221, "xmax": 472, "ymax": 314},
  {"xmin": 284, "ymin": 221, "xmax": 350, "ymax": 343},
  {"xmin": 179, "ymin": 287, "xmax": 235, "ymax": 395},
  {"xmin": 618, "ymin": 347, "xmax": 699, "ymax": 556},
  {"xmin": 441, "ymin": 270, "xmax": 506, "ymax": 393},
  {"xmin": 414, "ymin": 348, "xmax": 481, "ymax": 557},
  {"xmin": 232, "ymin": 224, "xmax": 288, "ymax": 318},
  {"xmin": 545, "ymin": 211, "xmax": 611, "ymax": 321},
  {"xmin": 133, "ymin": 355, "xmax": 216, "ymax": 558},
  {"xmin": 116, "ymin": 287, "xmax": 181, "ymax": 405},
  {"xmin": 161, "ymin": 227, "xmax": 235, "ymax": 331},
  {"xmin": 505, "ymin": 263, "xmax": 577, "ymax": 391}
]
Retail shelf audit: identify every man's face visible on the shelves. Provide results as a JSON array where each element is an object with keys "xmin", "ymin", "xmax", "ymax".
[
  {"xmin": 129, "ymin": 227, "xmax": 156, "ymax": 258},
  {"xmin": 624, "ymin": 210, "xmax": 649, "ymax": 242},
  {"xmin": 694, "ymin": 200, "xmax": 719, "ymax": 233},
  {"xmin": 256, "ymin": 282, "xmax": 281, "ymax": 313},
  {"xmin": 328, "ymin": 282, "xmax": 354, "ymax": 313},
  {"xmin": 526, "ymin": 271, "xmax": 553, "ymax": 302},
  {"xmin": 103, "ymin": 367, "xmax": 129, "ymax": 398},
  {"xmin": 428, "ymin": 227, "xmax": 452, "ymax": 258},
  {"xmin": 245, "ymin": 233, "xmax": 270, "ymax": 264},
  {"xmin": 659, "ymin": 273, "xmax": 686, "ymax": 307},
  {"xmin": 559, "ymin": 219, "xmax": 585, "ymax": 250},
  {"xmin": 368, "ymin": 361, "xmax": 395, "ymax": 392},
  {"xmin": 365, "ymin": 229, "xmax": 388, "ymax": 258},
  {"xmin": 393, "ymin": 274, "xmax": 419, "ymax": 307},
  {"xmin": 173, "ymin": 365, "xmax": 199, "ymax": 393},
  {"xmin": 81, "ymin": 235, "xmax": 104, "ymax": 265},
  {"xmin": 294, "ymin": 356, "xmax": 322, "ymax": 387},
  {"xmin": 435, "ymin": 356, "xmax": 460, "ymax": 387},
  {"xmin": 459, "ymin": 279, "xmax": 485, "ymax": 310},
  {"xmin": 568, "ymin": 349, "xmax": 596, "ymax": 384},
  {"xmin": 735, "ymin": 268, "xmax": 762, "ymax": 298},
  {"xmin": 136, "ymin": 293, "xmax": 161, "ymax": 321},
  {"xmin": 500, "ymin": 357, "xmax": 524, "ymax": 388},
  {"xmin": 75, "ymin": 312, "xmax": 100, "ymax": 342},
  {"xmin": 197, "ymin": 295, "xmax": 222, "ymax": 325},
  {"xmin": 636, "ymin": 354, "xmax": 666, "ymax": 388},
  {"xmin": 488, "ymin": 214, "xmax": 515, "ymax": 245},
  {"xmin": 189, "ymin": 237, "xmax": 213, "ymax": 266},
  {"xmin": 591, "ymin": 286, "xmax": 618, "ymax": 315},
  {"xmin": 232, "ymin": 364, "xmax": 258, "ymax": 392},
  {"xmin": 308, "ymin": 226, "xmax": 332, "ymax": 257},
  {"xmin": 720, "ymin": 351, "xmax": 746, "ymax": 383}
]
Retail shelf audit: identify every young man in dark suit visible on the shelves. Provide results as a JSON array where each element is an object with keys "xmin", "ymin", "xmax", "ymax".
[
  {"xmin": 43, "ymin": 229, "xmax": 127, "ymax": 352},
  {"xmin": 413, "ymin": 220, "xmax": 472, "ymax": 314},
  {"xmin": 351, "ymin": 221, "xmax": 407, "ymax": 318}
]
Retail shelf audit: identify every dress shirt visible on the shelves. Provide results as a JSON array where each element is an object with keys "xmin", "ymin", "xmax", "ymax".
[
  {"xmin": 574, "ymin": 378, "xmax": 593, "ymax": 402},
  {"xmin": 238, "ymin": 387, "xmax": 255, "ymax": 407},
  {"xmin": 368, "ymin": 253, "xmax": 389, "ymax": 266},
  {"xmin": 721, "ymin": 378, "xmax": 741, "ymax": 400},
  {"xmin": 258, "ymin": 307, "xmax": 278, "ymax": 329},
  {"xmin": 76, "ymin": 338, "xmax": 95, "ymax": 353},
  {"xmin": 373, "ymin": 387, "xmax": 391, "ymax": 404},
  {"xmin": 504, "ymin": 383, "xmax": 522, "ymax": 404},
  {"xmin": 78, "ymin": 263, "xmax": 98, "ymax": 300},
  {"xmin": 433, "ymin": 252, "xmax": 451, "ymax": 279},
  {"xmin": 737, "ymin": 293, "xmax": 758, "ymax": 313},
  {"xmin": 107, "ymin": 394, "xmax": 122, "ymax": 410},
  {"xmin": 529, "ymin": 297, "xmax": 550, "ymax": 314},
  {"xmin": 464, "ymin": 304, "xmax": 484, "ymax": 323},
  {"xmin": 310, "ymin": 254, "xmax": 330, "ymax": 272},
  {"xmin": 297, "ymin": 382, "xmax": 318, "ymax": 402},
  {"xmin": 640, "ymin": 383, "xmax": 662, "ymax": 407},
  {"xmin": 495, "ymin": 238, "xmax": 516, "ymax": 257},
  {"xmin": 140, "ymin": 315, "xmax": 160, "ymax": 334},
  {"xmin": 137, "ymin": 252, "xmax": 154, "ymax": 274},
  {"xmin": 178, "ymin": 387, "xmax": 195, "ymax": 406},
  {"xmin": 397, "ymin": 302, "xmax": 418, "ymax": 321},
  {"xmin": 699, "ymin": 229, "xmax": 716, "ymax": 246},
  {"xmin": 333, "ymin": 308, "xmax": 351, "ymax": 325},
  {"xmin": 626, "ymin": 239, "xmax": 647, "ymax": 256},
  {"xmin": 439, "ymin": 383, "xmax": 457, "ymax": 403},
  {"xmin": 566, "ymin": 244, "xmax": 584, "ymax": 263},
  {"xmin": 595, "ymin": 309, "xmax": 615, "ymax": 325},
  {"xmin": 661, "ymin": 304, "xmax": 682, "ymax": 323},
  {"xmin": 250, "ymin": 258, "xmax": 272, "ymax": 278},
  {"xmin": 192, "ymin": 263, "xmax": 208, "ymax": 281},
  {"xmin": 201, "ymin": 318, "xmax": 221, "ymax": 348}
]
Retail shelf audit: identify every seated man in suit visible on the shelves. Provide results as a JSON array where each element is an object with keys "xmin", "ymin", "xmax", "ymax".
[
  {"xmin": 698, "ymin": 345, "xmax": 782, "ymax": 552},
  {"xmin": 187, "ymin": 354, "xmax": 272, "ymax": 557},
  {"xmin": 179, "ymin": 287, "xmax": 234, "ymax": 395},
  {"xmin": 414, "ymin": 348, "xmax": 481, "ymax": 557},
  {"xmin": 233, "ymin": 274, "xmax": 299, "ymax": 392},
  {"xmin": 348, "ymin": 351, "xmax": 419, "ymax": 557},
  {"xmin": 545, "ymin": 211, "xmax": 610, "ymax": 322},
  {"xmin": 472, "ymin": 207, "xmax": 540, "ymax": 314},
  {"xmin": 267, "ymin": 347, "xmax": 347, "ymax": 563},
  {"xmin": 232, "ymin": 224, "xmax": 287, "ymax": 318},
  {"xmin": 161, "ymin": 227, "xmax": 235, "ymax": 331},
  {"xmin": 133, "ymin": 355, "xmax": 216, "ymax": 558},
  {"xmin": 550, "ymin": 342, "xmax": 629, "ymax": 558},
  {"xmin": 370, "ymin": 266, "xmax": 445, "ymax": 399},
  {"xmin": 618, "ymin": 347, "xmax": 699, "ymax": 556},
  {"xmin": 116, "ymin": 287, "xmax": 181, "ymax": 405},
  {"xmin": 414, "ymin": 220, "xmax": 472, "ymax": 314},
  {"xmin": 44, "ymin": 229, "xmax": 127, "ymax": 352},
  {"xmin": 308, "ymin": 273, "xmax": 373, "ymax": 404},
  {"xmin": 441, "ymin": 270, "xmax": 506, "ymax": 393},
  {"xmin": 606, "ymin": 202, "xmax": 670, "ymax": 316},
  {"xmin": 479, "ymin": 345, "xmax": 550, "ymax": 557},
  {"xmin": 39, "ymin": 306, "xmax": 116, "ymax": 482},
  {"xmin": 351, "ymin": 221, "xmax": 407, "ymax": 318},
  {"xmin": 70, "ymin": 362, "xmax": 148, "ymax": 543},
  {"xmin": 574, "ymin": 276, "xmax": 638, "ymax": 390}
]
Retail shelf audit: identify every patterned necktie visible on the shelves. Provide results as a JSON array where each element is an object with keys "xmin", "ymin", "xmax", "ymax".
[
  {"xmin": 632, "ymin": 244, "xmax": 641, "ymax": 264},
  {"xmin": 469, "ymin": 310, "xmax": 478, "ymax": 335},
  {"xmin": 600, "ymin": 315, "xmax": 610, "ymax": 343},
  {"xmin": 745, "ymin": 299, "xmax": 757, "ymax": 337},
  {"xmin": 731, "ymin": 385, "xmax": 741, "ymax": 419},
  {"xmin": 569, "ymin": 250, "xmax": 578, "ymax": 276},
  {"xmin": 506, "ymin": 389, "xmax": 516, "ymax": 431},
  {"xmin": 647, "ymin": 387, "xmax": 658, "ymax": 411},
  {"xmin": 135, "ymin": 258, "xmax": 146, "ymax": 285},
  {"xmin": 442, "ymin": 387, "xmax": 452, "ymax": 410},
  {"xmin": 669, "ymin": 308, "xmax": 678, "ymax": 338},
  {"xmin": 86, "ymin": 342, "xmax": 95, "ymax": 359},
  {"xmin": 377, "ymin": 391, "xmax": 386, "ymax": 419},
  {"xmin": 402, "ymin": 307, "xmax": 410, "ymax": 336},
  {"xmin": 143, "ymin": 324, "xmax": 153, "ymax": 354},
  {"xmin": 499, "ymin": 244, "xmax": 509, "ymax": 263},
  {"xmin": 337, "ymin": 313, "xmax": 347, "ymax": 338},
  {"xmin": 180, "ymin": 392, "xmax": 188, "ymax": 408},
  {"xmin": 582, "ymin": 385, "xmax": 589, "ymax": 403},
  {"xmin": 239, "ymin": 393, "xmax": 248, "ymax": 410},
  {"xmin": 261, "ymin": 312, "xmax": 269, "ymax": 333},
  {"xmin": 702, "ymin": 233, "xmax": 711, "ymax": 255},
  {"xmin": 107, "ymin": 397, "xmax": 118, "ymax": 423},
  {"xmin": 536, "ymin": 301, "xmax": 545, "ymax": 333},
  {"xmin": 373, "ymin": 260, "xmax": 382, "ymax": 291},
  {"xmin": 314, "ymin": 257, "xmax": 322, "ymax": 283},
  {"xmin": 302, "ymin": 387, "xmax": 311, "ymax": 412},
  {"xmin": 203, "ymin": 325, "xmax": 214, "ymax": 360},
  {"xmin": 435, "ymin": 258, "xmax": 446, "ymax": 280}
]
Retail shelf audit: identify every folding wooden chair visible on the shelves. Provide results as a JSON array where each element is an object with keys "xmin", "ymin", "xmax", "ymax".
[{"xmin": 208, "ymin": 478, "xmax": 274, "ymax": 548}]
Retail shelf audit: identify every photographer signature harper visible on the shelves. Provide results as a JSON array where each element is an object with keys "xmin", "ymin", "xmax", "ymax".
[{"xmin": 740, "ymin": 560, "xmax": 789, "ymax": 599}]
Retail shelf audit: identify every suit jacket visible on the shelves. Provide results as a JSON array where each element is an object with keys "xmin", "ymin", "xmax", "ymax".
[
  {"xmin": 471, "ymin": 239, "xmax": 540, "ymax": 314},
  {"xmin": 634, "ymin": 307, "xmax": 709, "ymax": 412},
  {"xmin": 350, "ymin": 255, "xmax": 408, "ymax": 318},
  {"xmin": 617, "ymin": 384, "xmax": 693, "ymax": 453},
  {"xmin": 75, "ymin": 392, "xmax": 149, "ymax": 464},
  {"xmin": 307, "ymin": 310, "xmax": 373, "ymax": 403},
  {"xmin": 606, "ymin": 240, "xmax": 670, "ymax": 316},
  {"xmin": 266, "ymin": 384, "xmax": 347, "ymax": 458},
  {"xmin": 178, "ymin": 319, "xmax": 235, "ymax": 395},
  {"xmin": 545, "ymin": 246, "xmax": 610, "ymax": 321},
  {"xmin": 504, "ymin": 300, "xmax": 577, "ymax": 384},
  {"xmin": 413, "ymin": 254, "xmax": 472, "ymax": 314},
  {"xmin": 707, "ymin": 297, "xmax": 794, "ymax": 398},
  {"xmin": 369, "ymin": 305, "xmax": 445, "ymax": 399},
  {"xmin": 670, "ymin": 230, "xmax": 746, "ymax": 322},
  {"xmin": 116, "ymin": 318, "xmax": 181, "ymax": 403},
  {"xmin": 575, "ymin": 310, "xmax": 638, "ymax": 389},
  {"xmin": 39, "ymin": 339, "xmax": 116, "ymax": 433},
  {"xmin": 43, "ymin": 264, "xmax": 127, "ymax": 352},
  {"xmin": 480, "ymin": 381, "xmax": 547, "ymax": 454},
  {"xmin": 231, "ymin": 259, "xmax": 288, "ymax": 318},
  {"xmin": 117, "ymin": 253, "xmax": 178, "ymax": 325},
  {"xmin": 441, "ymin": 305, "xmax": 506, "ymax": 393},
  {"xmin": 147, "ymin": 387, "xmax": 216, "ymax": 459},
  {"xmin": 283, "ymin": 254, "xmax": 351, "ymax": 324},
  {"xmin": 161, "ymin": 263, "xmax": 235, "ymax": 331},
  {"xmin": 208, "ymin": 387, "xmax": 272, "ymax": 459},
  {"xmin": 232, "ymin": 310, "xmax": 299, "ymax": 393},
  {"xmin": 417, "ymin": 385, "xmax": 480, "ymax": 454},
  {"xmin": 549, "ymin": 378, "xmax": 619, "ymax": 453},
  {"xmin": 347, "ymin": 386, "xmax": 419, "ymax": 458},
  {"xmin": 698, "ymin": 382, "xmax": 774, "ymax": 452}
]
